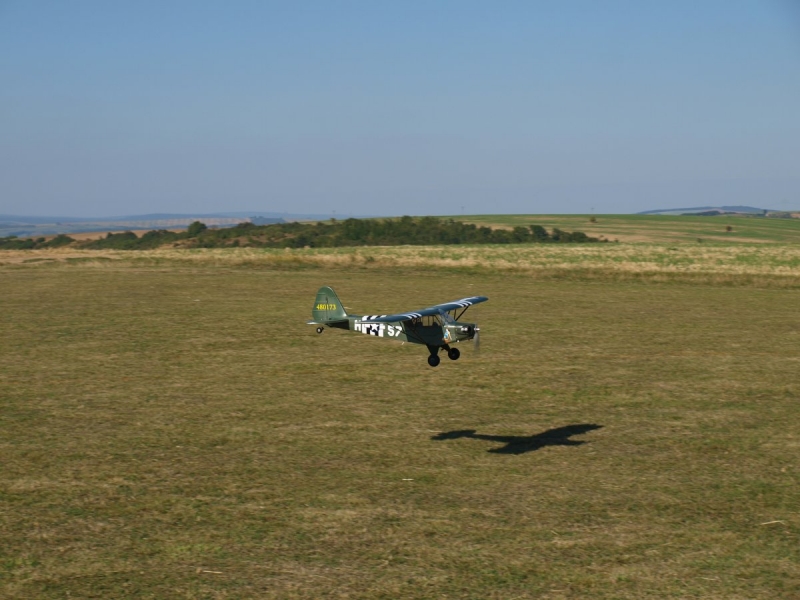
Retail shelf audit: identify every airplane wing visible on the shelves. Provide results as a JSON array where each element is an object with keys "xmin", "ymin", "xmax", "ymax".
[{"xmin": 360, "ymin": 296, "xmax": 488, "ymax": 322}]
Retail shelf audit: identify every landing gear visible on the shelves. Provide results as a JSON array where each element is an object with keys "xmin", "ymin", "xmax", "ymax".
[
  {"xmin": 426, "ymin": 345, "xmax": 441, "ymax": 367},
  {"xmin": 447, "ymin": 347, "xmax": 460, "ymax": 361},
  {"xmin": 316, "ymin": 327, "xmax": 324, "ymax": 334}
]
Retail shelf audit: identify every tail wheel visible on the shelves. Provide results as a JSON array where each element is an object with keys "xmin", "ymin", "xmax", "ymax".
[
  {"xmin": 427, "ymin": 354, "xmax": 441, "ymax": 367},
  {"xmin": 316, "ymin": 327, "xmax": 324, "ymax": 334},
  {"xmin": 447, "ymin": 347, "xmax": 460, "ymax": 361}
]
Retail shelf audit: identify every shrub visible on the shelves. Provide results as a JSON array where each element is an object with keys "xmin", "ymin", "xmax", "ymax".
[
  {"xmin": 41, "ymin": 234, "xmax": 75, "ymax": 248},
  {"xmin": 85, "ymin": 231, "xmax": 140, "ymax": 250}
]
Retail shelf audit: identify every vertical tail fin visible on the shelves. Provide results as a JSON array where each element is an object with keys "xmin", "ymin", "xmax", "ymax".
[{"xmin": 312, "ymin": 286, "xmax": 348, "ymax": 323}]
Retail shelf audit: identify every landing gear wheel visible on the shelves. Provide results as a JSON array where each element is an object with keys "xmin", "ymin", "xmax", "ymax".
[
  {"xmin": 427, "ymin": 354, "xmax": 441, "ymax": 368},
  {"xmin": 316, "ymin": 327, "xmax": 324, "ymax": 334},
  {"xmin": 447, "ymin": 347, "xmax": 460, "ymax": 361}
]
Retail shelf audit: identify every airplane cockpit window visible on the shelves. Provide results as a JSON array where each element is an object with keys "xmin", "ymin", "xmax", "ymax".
[
  {"xmin": 421, "ymin": 315, "xmax": 442, "ymax": 327},
  {"xmin": 441, "ymin": 311, "xmax": 455, "ymax": 324}
]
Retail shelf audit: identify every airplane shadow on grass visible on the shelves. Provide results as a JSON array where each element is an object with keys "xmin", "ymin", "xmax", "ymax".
[{"xmin": 431, "ymin": 424, "xmax": 603, "ymax": 455}]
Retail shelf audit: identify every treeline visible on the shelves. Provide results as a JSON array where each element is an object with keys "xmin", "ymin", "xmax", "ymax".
[
  {"xmin": 173, "ymin": 217, "xmax": 604, "ymax": 248},
  {"xmin": 1, "ymin": 217, "xmax": 605, "ymax": 250},
  {"xmin": 0, "ymin": 234, "xmax": 75, "ymax": 250},
  {"xmin": 0, "ymin": 222, "xmax": 206, "ymax": 250}
]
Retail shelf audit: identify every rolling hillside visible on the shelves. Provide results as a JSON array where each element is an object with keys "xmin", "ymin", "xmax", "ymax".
[{"xmin": 454, "ymin": 214, "xmax": 800, "ymax": 244}]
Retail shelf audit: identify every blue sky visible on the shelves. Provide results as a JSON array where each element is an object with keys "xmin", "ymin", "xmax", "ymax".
[{"xmin": 2, "ymin": 1, "xmax": 799, "ymax": 217}]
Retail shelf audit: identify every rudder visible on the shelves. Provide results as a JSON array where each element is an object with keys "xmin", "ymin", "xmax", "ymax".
[{"xmin": 312, "ymin": 286, "xmax": 348, "ymax": 323}]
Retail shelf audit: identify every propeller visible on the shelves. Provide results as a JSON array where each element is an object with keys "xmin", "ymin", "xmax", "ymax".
[{"xmin": 473, "ymin": 324, "xmax": 481, "ymax": 354}]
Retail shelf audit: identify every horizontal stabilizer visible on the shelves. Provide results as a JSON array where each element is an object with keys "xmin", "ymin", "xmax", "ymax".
[{"xmin": 307, "ymin": 319, "xmax": 348, "ymax": 326}]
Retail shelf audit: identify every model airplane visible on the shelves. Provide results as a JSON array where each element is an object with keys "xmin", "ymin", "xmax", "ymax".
[{"xmin": 308, "ymin": 286, "xmax": 487, "ymax": 367}]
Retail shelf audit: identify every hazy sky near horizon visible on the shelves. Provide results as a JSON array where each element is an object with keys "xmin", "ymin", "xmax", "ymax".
[{"xmin": 2, "ymin": 1, "xmax": 799, "ymax": 217}]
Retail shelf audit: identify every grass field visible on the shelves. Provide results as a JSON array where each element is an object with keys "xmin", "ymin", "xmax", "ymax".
[
  {"xmin": 453, "ymin": 214, "xmax": 800, "ymax": 244},
  {"xmin": 4, "ymin": 243, "xmax": 800, "ymax": 287},
  {"xmin": 1, "ymin": 249, "xmax": 799, "ymax": 598}
]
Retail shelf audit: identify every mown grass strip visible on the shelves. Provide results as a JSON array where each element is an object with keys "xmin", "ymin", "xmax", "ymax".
[{"xmin": 1, "ymin": 259, "xmax": 798, "ymax": 598}]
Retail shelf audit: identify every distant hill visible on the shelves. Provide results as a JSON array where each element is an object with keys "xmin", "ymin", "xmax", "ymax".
[
  {"xmin": 638, "ymin": 206, "xmax": 772, "ymax": 216},
  {"xmin": 0, "ymin": 212, "xmax": 343, "ymax": 237},
  {"xmin": 0, "ymin": 211, "xmax": 330, "ymax": 222}
]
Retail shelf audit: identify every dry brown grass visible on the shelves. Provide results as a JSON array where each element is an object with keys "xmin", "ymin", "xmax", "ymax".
[{"xmin": 4, "ymin": 244, "xmax": 800, "ymax": 287}]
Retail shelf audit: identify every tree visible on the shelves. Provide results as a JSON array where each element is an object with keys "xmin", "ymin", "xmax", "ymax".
[
  {"xmin": 530, "ymin": 225, "xmax": 550, "ymax": 242},
  {"xmin": 187, "ymin": 221, "xmax": 208, "ymax": 237}
]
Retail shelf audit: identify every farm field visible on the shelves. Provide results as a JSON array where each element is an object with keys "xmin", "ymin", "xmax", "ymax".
[
  {"xmin": 454, "ymin": 214, "xmax": 800, "ymax": 244},
  {"xmin": 1, "ymin": 251, "xmax": 799, "ymax": 598}
]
